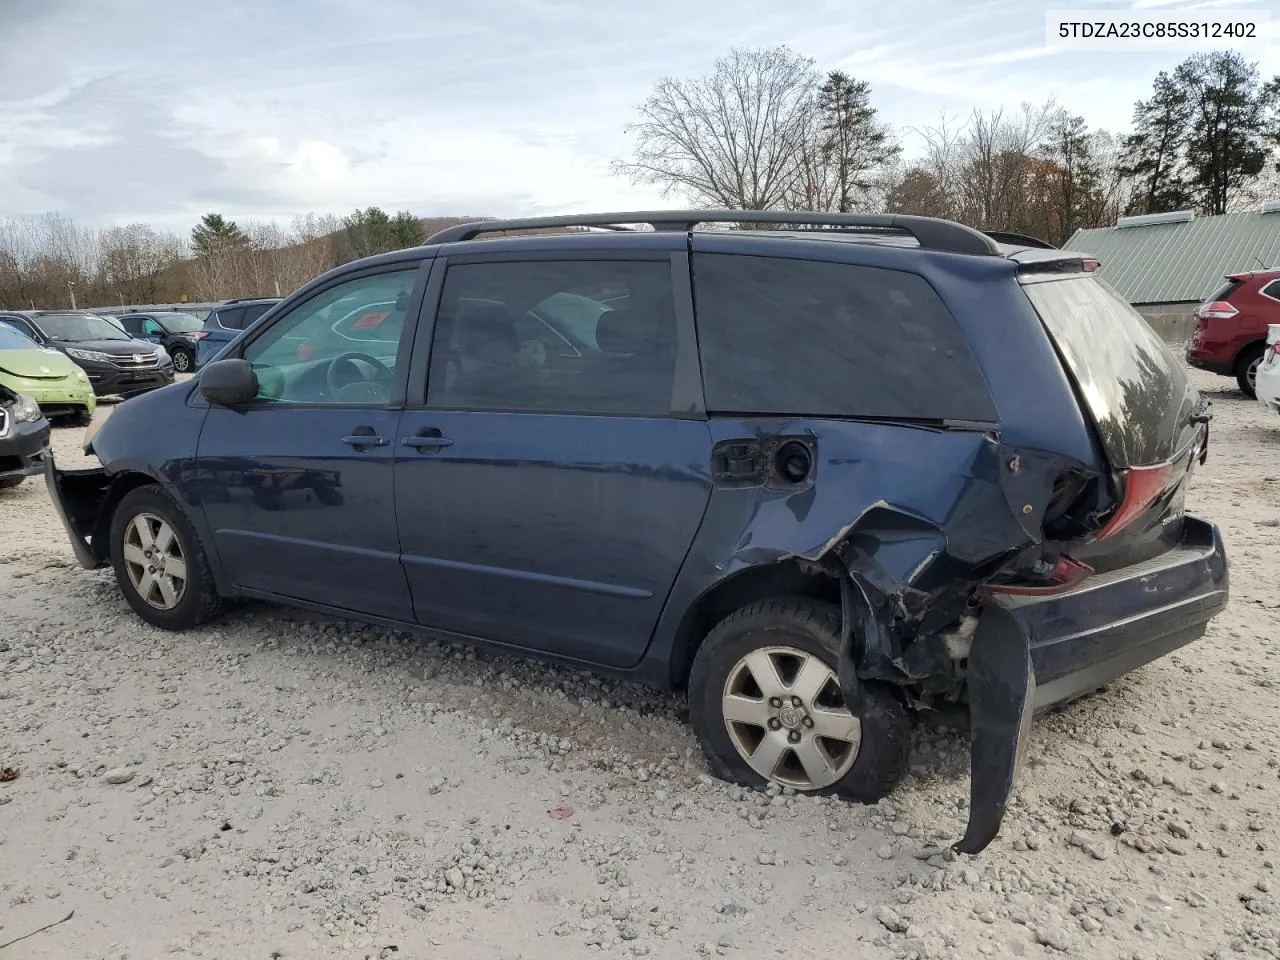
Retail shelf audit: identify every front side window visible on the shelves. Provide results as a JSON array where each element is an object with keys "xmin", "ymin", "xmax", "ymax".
[
  {"xmin": 242, "ymin": 269, "xmax": 418, "ymax": 405},
  {"xmin": 157, "ymin": 312, "xmax": 203, "ymax": 334},
  {"xmin": 426, "ymin": 260, "xmax": 677, "ymax": 416},
  {"xmin": 692, "ymin": 254, "xmax": 996, "ymax": 422}
]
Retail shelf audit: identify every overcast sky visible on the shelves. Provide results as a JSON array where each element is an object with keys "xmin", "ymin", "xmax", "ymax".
[{"xmin": 1, "ymin": 0, "xmax": 1277, "ymax": 233}]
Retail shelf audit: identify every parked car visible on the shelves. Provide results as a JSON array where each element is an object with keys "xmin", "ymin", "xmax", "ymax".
[
  {"xmin": 1255, "ymin": 323, "xmax": 1280, "ymax": 417},
  {"xmin": 1186, "ymin": 269, "xmax": 1280, "ymax": 398},
  {"xmin": 117, "ymin": 311, "xmax": 206, "ymax": 373},
  {"xmin": 0, "ymin": 311, "xmax": 174, "ymax": 398},
  {"xmin": 193, "ymin": 298, "xmax": 281, "ymax": 370},
  {"xmin": 0, "ymin": 321, "xmax": 96, "ymax": 424},
  {"xmin": 0, "ymin": 383, "xmax": 51, "ymax": 490},
  {"xmin": 46, "ymin": 210, "xmax": 1228, "ymax": 855}
]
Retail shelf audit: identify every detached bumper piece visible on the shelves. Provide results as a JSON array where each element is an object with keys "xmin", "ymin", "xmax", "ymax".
[
  {"xmin": 44, "ymin": 461, "xmax": 112, "ymax": 569},
  {"xmin": 956, "ymin": 516, "xmax": 1228, "ymax": 854}
]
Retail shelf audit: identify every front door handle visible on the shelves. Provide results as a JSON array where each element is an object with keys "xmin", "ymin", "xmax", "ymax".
[{"xmin": 403, "ymin": 429, "xmax": 454, "ymax": 450}]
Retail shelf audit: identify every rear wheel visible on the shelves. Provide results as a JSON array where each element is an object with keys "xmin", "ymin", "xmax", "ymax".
[
  {"xmin": 170, "ymin": 347, "xmax": 193, "ymax": 373},
  {"xmin": 1237, "ymin": 344, "xmax": 1265, "ymax": 398},
  {"xmin": 688, "ymin": 598, "xmax": 910, "ymax": 802},
  {"xmin": 109, "ymin": 485, "xmax": 224, "ymax": 629}
]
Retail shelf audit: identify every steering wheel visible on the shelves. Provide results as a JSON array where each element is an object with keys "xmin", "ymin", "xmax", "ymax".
[{"xmin": 326, "ymin": 352, "xmax": 394, "ymax": 402}]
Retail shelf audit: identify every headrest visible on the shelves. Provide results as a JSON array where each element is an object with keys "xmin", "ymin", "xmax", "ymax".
[{"xmin": 596, "ymin": 306, "xmax": 644, "ymax": 356}]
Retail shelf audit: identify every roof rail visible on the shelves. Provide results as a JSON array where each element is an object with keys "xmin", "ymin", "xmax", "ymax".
[
  {"xmin": 983, "ymin": 230, "xmax": 1056, "ymax": 250},
  {"xmin": 426, "ymin": 210, "xmax": 1001, "ymax": 257}
]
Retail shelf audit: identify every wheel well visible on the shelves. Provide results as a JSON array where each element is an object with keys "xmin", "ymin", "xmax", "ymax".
[
  {"xmin": 1235, "ymin": 339, "xmax": 1266, "ymax": 371},
  {"xmin": 668, "ymin": 560, "xmax": 841, "ymax": 689},
  {"xmin": 89, "ymin": 472, "xmax": 159, "ymax": 562}
]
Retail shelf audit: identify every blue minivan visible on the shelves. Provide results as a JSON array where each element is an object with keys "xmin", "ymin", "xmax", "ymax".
[{"xmin": 45, "ymin": 210, "xmax": 1228, "ymax": 854}]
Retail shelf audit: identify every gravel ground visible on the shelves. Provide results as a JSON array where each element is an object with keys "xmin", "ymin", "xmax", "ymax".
[{"xmin": 2, "ymin": 365, "xmax": 1278, "ymax": 960}]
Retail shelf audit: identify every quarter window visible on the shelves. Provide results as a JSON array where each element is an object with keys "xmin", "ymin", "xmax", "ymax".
[
  {"xmin": 241, "ymin": 269, "xmax": 418, "ymax": 405},
  {"xmin": 692, "ymin": 254, "xmax": 996, "ymax": 421},
  {"xmin": 426, "ymin": 260, "xmax": 679, "ymax": 416}
]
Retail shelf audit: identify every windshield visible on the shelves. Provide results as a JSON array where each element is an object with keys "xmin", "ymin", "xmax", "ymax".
[
  {"xmin": 35, "ymin": 313, "xmax": 131, "ymax": 341},
  {"xmin": 155, "ymin": 312, "xmax": 204, "ymax": 334},
  {"xmin": 0, "ymin": 323, "xmax": 39, "ymax": 351}
]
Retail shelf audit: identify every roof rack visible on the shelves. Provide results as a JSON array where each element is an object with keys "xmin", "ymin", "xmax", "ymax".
[
  {"xmin": 426, "ymin": 210, "xmax": 1001, "ymax": 257},
  {"xmin": 983, "ymin": 230, "xmax": 1056, "ymax": 250}
]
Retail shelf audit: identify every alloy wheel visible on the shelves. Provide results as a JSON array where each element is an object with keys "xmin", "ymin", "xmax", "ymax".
[
  {"xmin": 172, "ymin": 350, "xmax": 192, "ymax": 372},
  {"xmin": 122, "ymin": 512, "xmax": 188, "ymax": 610},
  {"xmin": 721, "ymin": 645, "xmax": 861, "ymax": 790}
]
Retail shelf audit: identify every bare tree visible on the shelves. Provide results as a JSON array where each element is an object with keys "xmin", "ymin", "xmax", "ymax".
[{"xmin": 614, "ymin": 46, "xmax": 818, "ymax": 210}]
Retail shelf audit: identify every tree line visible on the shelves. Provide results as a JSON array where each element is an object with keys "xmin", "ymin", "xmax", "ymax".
[
  {"xmin": 615, "ymin": 46, "xmax": 1280, "ymax": 244},
  {"xmin": 0, "ymin": 207, "xmax": 435, "ymax": 311}
]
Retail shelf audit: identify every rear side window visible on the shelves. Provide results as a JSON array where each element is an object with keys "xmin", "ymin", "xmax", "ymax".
[
  {"xmin": 215, "ymin": 306, "xmax": 248, "ymax": 330},
  {"xmin": 1205, "ymin": 278, "xmax": 1244, "ymax": 303},
  {"xmin": 691, "ymin": 254, "xmax": 996, "ymax": 421},
  {"xmin": 241, "ymin": 303, "xmax": 273, "ymax": 326},
  {"xmin": 1260, "ymin": 280, "xmax": 1280, "ymax": 303}
]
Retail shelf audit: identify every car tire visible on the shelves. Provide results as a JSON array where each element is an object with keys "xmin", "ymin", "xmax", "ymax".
[
  {"xmin": 688, "ymin": 598, "xmax": 910, "ymax": 803},
  {"xmin": 109, "ymin": 484, "xmax": 225, "ymax": 630},
  {"xmin": 69, "ymin": 408, "xmax": 93, "ymax": 428},
  {"xmin": 170, "ymin": 347, "xmax": 193, "ymax": 373},
  {"xmin": 1236, "ymin": 344, "xmax": 1265, "ymax": 398},
  {"xmin": 0, "ymin": 476, "xmax": 24, "ymax": 490}
]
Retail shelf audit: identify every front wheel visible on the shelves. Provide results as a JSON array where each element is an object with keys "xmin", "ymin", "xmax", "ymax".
[
  {"xmin": 0, "ymin": 476, "xmax": 25, "ymax": 491},
  {"xmin": 1237, "ymin": 344, "xmax": 1265, "ymax": 399},
  {"xmin": 688, "ymin": 598, "xmax": 910, "ymax": 802},
  {"xmin": 170, "ymin": 347, "xmax": 194, "ymax": 373},
  {"xmin": 109, "ymin": 485, "xmax": 224, "ymax": 629}
]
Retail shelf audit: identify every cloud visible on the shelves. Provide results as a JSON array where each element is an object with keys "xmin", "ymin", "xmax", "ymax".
[{"xmin": 1, "ymin": 0, "xmax": 1276, "ymax": 230}]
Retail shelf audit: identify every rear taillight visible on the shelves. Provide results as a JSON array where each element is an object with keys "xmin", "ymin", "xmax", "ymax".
[
  {"xmin": 1097, "ymin": 462, "xmax": 1174, "ymax": 540},
  {"xmin": 1196, "ymin": 300, "xmax": 1238, "ymax": 320},
  {"xmin": 983, "ymin": 555, "xmax": 1094, "ymax": 597},
  {"xmin": 192, "ymin": 331, "xmax": 208, "ymax": 340}
]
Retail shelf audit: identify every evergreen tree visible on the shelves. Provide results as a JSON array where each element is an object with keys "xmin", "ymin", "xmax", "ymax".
[
  {"xmin": 191, "ymin": 213, "xmax": 247, "ymax": 257},
  {"xmin": 388, "ymin": 211, "xmax": 427, "ymax": 249},
  {"xmin": 1178, "ymin": 52, "xmax": 1277, "ymax": 214},
  {"xmin": 1119, "ymin": 71, "xmax": 1192, "ymax": 214},
  {"xmin": 815, "ymin": 71, "xmax": 900, "ymax": 212}
]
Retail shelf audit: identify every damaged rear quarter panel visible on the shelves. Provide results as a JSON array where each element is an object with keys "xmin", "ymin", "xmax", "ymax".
[{"xmin": 644, "ymin": 416, "xmax": 1060, "ymax": 685}]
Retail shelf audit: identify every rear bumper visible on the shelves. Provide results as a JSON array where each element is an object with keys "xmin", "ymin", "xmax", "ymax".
[
  {"xmin": 0, "ymin": 418, "xmax": 52, "ymax": 481},
  {"xmin": 1184, "ymin": 352, "xmax": 1233, "ymax": 376},
  {"xmin": 955, "ymin": 515, "xmax": 1228, "ymax": 854},
  {"xmin": 1007, "ymin": 515, "xmax": 1228, "ymax": 709}
]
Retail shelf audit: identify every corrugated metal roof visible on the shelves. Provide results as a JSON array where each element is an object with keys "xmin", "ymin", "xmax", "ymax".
[{"xmin": 1063, "ymin": 210, "xmax": 1280, "ymax": 305}]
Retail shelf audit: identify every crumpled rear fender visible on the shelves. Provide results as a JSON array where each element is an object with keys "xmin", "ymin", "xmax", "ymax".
[{"xmin": 666, "ymin": 417, "xmax": 1096, "ymax": 854}]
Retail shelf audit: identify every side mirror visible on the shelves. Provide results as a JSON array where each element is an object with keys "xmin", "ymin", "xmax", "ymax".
[{"xmin": 198, "ymin": 358, "xmax": 258, "ymax": 406}]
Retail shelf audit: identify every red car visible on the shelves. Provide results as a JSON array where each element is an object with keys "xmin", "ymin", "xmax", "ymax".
[{"xmin": 1186, "ymin": 269, "xmax": 1280, "ymax": 397}]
